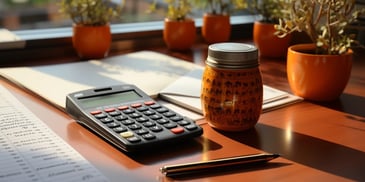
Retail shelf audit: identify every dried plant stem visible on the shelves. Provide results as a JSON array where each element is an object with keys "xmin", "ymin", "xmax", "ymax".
[
  {"xmin": 326, "ymin": 2, "xmax": 332, "ymax": 54},
  {"xmin": 307, "ymin": 1, "xmax": 317, "ymax": 44}
]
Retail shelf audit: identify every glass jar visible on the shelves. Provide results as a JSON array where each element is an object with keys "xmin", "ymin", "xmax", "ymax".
[{"xmin": 201, "ymin": 43, "xmax": 263, "ymax": 131}]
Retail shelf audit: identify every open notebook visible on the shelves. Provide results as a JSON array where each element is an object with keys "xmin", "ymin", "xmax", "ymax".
[
  {"xmin": 0, "ymin": 51, "xmax": 301, "ymax": 118},
  {"xmin": 159, "ymin": 67, "xmax": 302, "ymax": 114},
  {"xmin": 0, "ymin": 51, "xmax": 200, "ymax": 110}
]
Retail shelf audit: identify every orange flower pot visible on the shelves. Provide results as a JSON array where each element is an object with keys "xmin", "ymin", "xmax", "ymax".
[
  {"xmin": 253, "ymin": 21, "xmax": 291, "ymax": 58},
  {"xmin": 202, "ymin": 14, "xmax": 230, "ymax": 44},
  {"xmin": 72, "ymin": 24, "xmax": 111, "ymax": 59},
  {"xmin": 287, "ymin": 44, "xmax": 353, "ymax": 101},
  {"xmin": 163, "ymin": 19, "xmax": 196, "ymax": 51}
]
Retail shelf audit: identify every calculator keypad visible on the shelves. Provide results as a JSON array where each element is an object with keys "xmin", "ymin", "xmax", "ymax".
[{"xmin": 90, "ymin": 101, "xmax": 200, "ymax": 143}]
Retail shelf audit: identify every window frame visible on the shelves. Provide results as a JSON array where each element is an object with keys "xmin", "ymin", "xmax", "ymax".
[{"xmin": 0, "ymin": 15, "xmax": 258, "ymax": 66}]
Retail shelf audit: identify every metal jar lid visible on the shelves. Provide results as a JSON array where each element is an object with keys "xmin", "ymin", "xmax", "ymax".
[{"xmin": 206, "ymin": 42, "xmax": 258, "ymax": 69}]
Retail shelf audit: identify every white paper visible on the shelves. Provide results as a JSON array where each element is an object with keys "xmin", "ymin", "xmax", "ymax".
[
  {"xmin": 159, "ymin": 68, "xmax": 302, "ymax": 114},
  {"xmin": 0, "ymin": 51, "xmax": 199, "ymax": 110},
  {"xmin": 0, "ymin": 85, "xmax": 108, "ymax": 182}
]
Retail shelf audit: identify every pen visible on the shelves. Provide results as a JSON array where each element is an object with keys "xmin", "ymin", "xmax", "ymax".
[{"xmin": 160, "ymin": 153, "xmax": 280, "ymax": 177}]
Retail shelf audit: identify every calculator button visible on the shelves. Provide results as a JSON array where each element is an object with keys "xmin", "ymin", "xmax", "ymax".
[
  {"xmin": 131, "ymin": 103, "xmax": 142, "ymax": 108},
  {"xmin": 136, "ymin": 117, "xmax": 149, "ymax": 123},
  {"xmin": 104, "ymin": 108, "xmax": 116, "ymax": 112},
  {"xmin": 143, "ymin": 110, "xmax": 155, "ymax": 116},
  {"xmin": 163, "ymin": 112, "xmax": 176, "ymax": 117},
  {"xmin": 156, "ymin": 118, "xmax": 169, "ymax": 124},
  {"xmin": 121, "ymin": 119, "xmax": 135, "ymax": 125},
  {"xmin": 135, "ymin": 129, "xmax": 149, "ymax": 135},
  {"xmin": 128, "ymin": 124, "xmax": 142, "ymax": 130},
  {"xmin": 185, "ymin": 124, "xmax": 198, "ymax": 130},
  {"xmin": 164, "ymin": 122, "xmax": 177, "ymax": 129},
  {"xmin": 177, "ymin": 120, "xmax": 190, "ymax": 126},
  {"xmin": 108, "ymin": 111, "xmax": 121, "ymax": 117},
  {"xmin": 129, "ymin": 113, "xmax": 142, "ymax": 118},
  {"xmin": 113, "ymin": 126, "xmax": 127, "ymax": 133},
  {"xmin": 123, "ymin": 109, "xmax": 135, "ymax": 114},
  {"xmin": 150, "ymin": 114, "xmax": 162, "ymax": 120},
  {"xmin": 99, "ymin": 117, "xmax": 113, "ymax": 123},
  {"xmin": 170, "ymin": 116, "xmax": 183, "ymax": 122},
  {"xmin": 120, "ymin": 131, "xmax": 134, "ymax": 138},
  {"xmin": 144, "ymin": 101, "xmax": 155, "ymax": 106},
  {"xmin": 142, "ymin": 133, "xmax": 156, "ymax": 140},
  {"xmin": 149, "ymin": 104, "xmax": 161, "ymax": 109},
  {"xmin": 90, "ymin": 110, "xmax": 102, "ymax": 115},
  {"xmin": 94, "ymin": 113, "xmax": 107, "ymax": 119},
  {"xmin": 117, "ymin": 105, "xmax": 129, "ymax": 110},
  {"xmin": 156, "ymin": 107, "xmax": 169, "ymax": 113},
  {"xmin": 171, "ymin": 127, "xmax": 185, "ymax": 134},
  {"xmin": 136, "ymin": 106, "xmax": 149, "ymax": 112},
  {"xmin": 106, "ymin": 122, "xmax": 120, "ymax": 128},
  {"xmin": 149, "ymin": 125, "xmax": 163, "ymax": 132},
  {"xmin": 127, "ymin": 136, "xmax": 141, "ymax": 143},
  {"xmin": 114, "ymin": 115, "xmax": 128, "ymax": 121},
  {"xmin": 143, "ymin": 121, "xmax": 156, "ymax": 127}
]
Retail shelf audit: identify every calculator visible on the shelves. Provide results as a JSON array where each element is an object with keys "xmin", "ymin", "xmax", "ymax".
[{"xmin": 65, "ymin": 84, "xmax": 203, "ymax": 152}]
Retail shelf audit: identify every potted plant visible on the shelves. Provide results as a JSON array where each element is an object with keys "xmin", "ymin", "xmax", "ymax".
[
  {"xmin": 149, "ymin": 0, "xmax": 196, "ymax": 51},
  {"xmin": 192, "ymin": 0, "xmax": 247, "ymax": 44},
  {"xmin": 250, "ymin": 0, "xmax": 291, "ymax": 58},
  {"xmin": 59, "ymin": 0, "xmax": 123, "ymax": 59},
  {"xmin": 275, "ymin": 0, "xmax": 364, "ymax": 101}
]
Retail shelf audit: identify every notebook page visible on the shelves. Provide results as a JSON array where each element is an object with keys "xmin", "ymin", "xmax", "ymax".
[
  {"xmin": 0, "ymin": 85, "xmax": 108, "ymax": 182},
  {"xmin": 0, "ymin": 51, "xmax": 199, "ymax": 110},
  {"xmin": 159, "ymin": 68, "xmax": 302, "ymax": 114}
]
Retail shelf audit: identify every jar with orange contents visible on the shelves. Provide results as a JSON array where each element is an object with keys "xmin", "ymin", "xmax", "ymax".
[{"xmin": 201, "ymin": 43, "xmax": 263, "ymax": 131}]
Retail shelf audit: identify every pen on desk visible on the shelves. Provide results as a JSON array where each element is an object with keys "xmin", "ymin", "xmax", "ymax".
[{"xmin": 160, "ymin": 153, "xmax": 280, "ymax": 177}]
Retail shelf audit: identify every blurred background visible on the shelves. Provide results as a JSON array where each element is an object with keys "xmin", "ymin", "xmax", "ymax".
[{"xmin": 0, "ymin": 0, "xmax": 249, "ymax": 31}]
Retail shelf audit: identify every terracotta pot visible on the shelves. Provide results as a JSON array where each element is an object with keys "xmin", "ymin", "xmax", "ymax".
[
  {"xmin": 253, "ymin": 21, "xmax": 292, "ymax": 58},
  {"xmin": 202, "ymin": 14, "xmax": 230, "ymax": 44},
  {"xmin": 72, "ymin": 24, "xmax": 111, "ymax": 59},
  {"xmin": 163, "ymin": 19, "xmax": 196, "ymax": 51},
  {"xmin": 287, "ymin": 44, "xmax": 353, "ymax": 101}
]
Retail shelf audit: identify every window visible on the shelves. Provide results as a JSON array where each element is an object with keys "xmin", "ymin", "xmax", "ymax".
[
  {"xmin": 0, "ymin": 0, "xmax": 252, "ymax": 31},
  {"xmin": 0, "ymin": 0, "xmax": 165, "ymax": 30},
  {"xmin": 0, "ymin": 0, "xmax": 256, "ymax": 64}
]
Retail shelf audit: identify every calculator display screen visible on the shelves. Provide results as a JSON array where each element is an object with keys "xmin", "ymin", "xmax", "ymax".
[{"xmin": 78, "ymin": 90, "xmax": 141, "ymax": 108}]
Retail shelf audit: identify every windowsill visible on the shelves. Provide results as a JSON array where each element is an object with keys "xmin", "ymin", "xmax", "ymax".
[{"xmin": 0, "ymin": 15, "xmax": 259, "ymax": 66}]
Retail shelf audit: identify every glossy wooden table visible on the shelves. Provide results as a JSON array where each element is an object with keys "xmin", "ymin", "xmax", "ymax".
[{"xmin": 1, "ymin": 42, "xmax": 365, "ymax": 182}]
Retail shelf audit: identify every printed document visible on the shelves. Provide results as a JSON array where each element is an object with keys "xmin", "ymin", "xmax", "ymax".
[{"xmin": 0, "ymin": 85, "xmax": 108, "ymax": 182}]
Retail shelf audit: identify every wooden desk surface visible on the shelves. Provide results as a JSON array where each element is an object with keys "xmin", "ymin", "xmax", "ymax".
[{"xmin": 1, "ymin": 42, "xmax": 365, "ymax": 182}]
